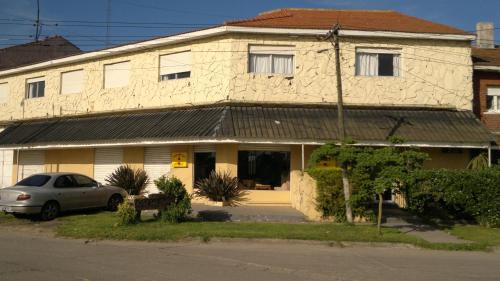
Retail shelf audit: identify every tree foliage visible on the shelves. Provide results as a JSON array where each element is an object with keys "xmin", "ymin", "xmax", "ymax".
[{"xmin": 308, "ymin": 143, "xmax": 428, "ymax": 231}]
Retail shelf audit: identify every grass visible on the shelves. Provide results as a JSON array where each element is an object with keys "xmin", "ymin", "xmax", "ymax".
[
  {"xmin": 448, "ymin": 225, "xmax": 500, "ymax": 247},
  {"xmin": 0, "ymin": 212, "xmax": 32, "ymax": 225},
  {"xmin": 53, "ymin": 212, "xmax": 491, "ymax": 251},
  {"xmin": 2, "ymin": 211, "xmax": 496, "ymax": 251}
]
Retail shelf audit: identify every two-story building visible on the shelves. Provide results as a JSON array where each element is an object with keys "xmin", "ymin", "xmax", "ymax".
[
  {"xmin": 0, "ymin": 9, "xmax": 493, "ymax": 219},
  {"xmin": 472, "ymin": 22, "xmax": 500, "ymax": 163},
  {"xmin": 0, "ymin": 36, "xmax": 82, "ymax": 189}
]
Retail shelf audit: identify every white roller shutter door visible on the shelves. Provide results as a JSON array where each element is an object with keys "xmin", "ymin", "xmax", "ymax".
[
  {"xmin": 94, "ymin": 148, "xmax": 123, "ymax": 184},
  {"xmin": 144, "ymin": 146, "xmax": 171, "ymax": 195},
  {"xmin": 17, "ymin": 150, "xmax": 45, "ymax": 181},
  {"xmin": 0, "ymin": 150, "xmax": 14, "ymax": 187}
]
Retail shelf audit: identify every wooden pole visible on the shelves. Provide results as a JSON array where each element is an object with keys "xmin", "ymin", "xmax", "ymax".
[{"xmin": 331, "ymin": 24, "xmax": 353, "ymax": 223}]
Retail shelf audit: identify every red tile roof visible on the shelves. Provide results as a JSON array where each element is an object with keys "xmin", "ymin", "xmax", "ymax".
[
  {"xmin": 0, "ymin": 36, "xmax": 82, "ymax": 71},
  {"xmin": 472, "ymin": 47, "xmax": 500, "ymax": 67},
  {"xmin": 226, "ymin": 8, "xmax": 470, "ymax": 35}
]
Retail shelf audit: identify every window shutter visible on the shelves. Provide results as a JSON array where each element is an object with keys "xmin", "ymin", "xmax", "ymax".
[
  {"xmin": 488, "ymin": 87, "xmax": 500, "ymax": 96},
  {"xmin": 26, "ymin": 77, "xmax": 45, "ymax": 83},
  {"xmin": 160, "ymin": 51, "xmax": 191, "ymax": 76},
  {"xmin": 0, "ymin": 83, "xmax": 8, "ymax": 103},
  {"xmin": 104, "ymin": 61, "xmax": 130, "ymax": 89},
  {"xmin": 61, "ymin": 69, "xmax": 84, "ymax": 94},
  {"xmin": 249, "ymin": 45, "xmax": 294, "ymax": 55}
]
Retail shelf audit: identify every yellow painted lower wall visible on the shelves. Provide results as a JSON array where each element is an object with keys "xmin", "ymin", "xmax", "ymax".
[
  {"xmin": 215, "ymin": 143, "xmax": 238, "ymax": 176},
  {"xmin": 170, "ymin": 145, "xmax": 194, "ymax": 192},
  {"xmin": 423, "ymin": 148, "xmax": 470, "ymax": 169},
  {"xmin": 123, "ymin": 147, "xmax": 144, "ymax": 170},
  {"xmin": 241, "ymin": 190, "xmax": 290, "ymax": 205},
  {"xmin": 45, "ymin": 149, "xmax": 95, "ymax": 177}
]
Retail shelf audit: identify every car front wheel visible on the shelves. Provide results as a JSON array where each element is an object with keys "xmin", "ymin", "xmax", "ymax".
[
  {"xmin": 107, "ymin": 194, "xmax": 123, "ymax": 211},
  {"xmin": 40, "ymin": 202, "xmax": 59, "ymax": 221}
]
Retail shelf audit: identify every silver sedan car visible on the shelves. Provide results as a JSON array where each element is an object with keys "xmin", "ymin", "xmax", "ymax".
[{"xmin": 0, "ymin": 173, "xmax": 128, "ymax": 220}]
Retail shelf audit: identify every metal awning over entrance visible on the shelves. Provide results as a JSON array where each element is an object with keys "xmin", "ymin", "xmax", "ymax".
[{"xmin": 0, "ymin": 104, "xmax": 494, "ymax": 149}]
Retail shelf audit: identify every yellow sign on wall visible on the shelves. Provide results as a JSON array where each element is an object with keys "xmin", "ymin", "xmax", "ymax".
[
  {"xmin": 318, "ymin": 160, "xmax": 336, "ymax": 168},
  {"xmin": 172, "ymin": 152, "xmax": 188, "ymax": 168}
]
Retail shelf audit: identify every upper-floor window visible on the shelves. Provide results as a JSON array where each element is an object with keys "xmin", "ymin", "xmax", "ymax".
[
  {"xmin": 355, "ymin": 48, "xmax": 401, "ymax": 77},
  {"xmin": 26, "ymin": 77, "xmax": 45, "ymax": 99},
  {"xmin": 0, "ymin": 83, "xmax": 8, "ymax": 103},
  {"xmin": 61, "ymin": 69, "xmax": 84, "ymax": 94},
  {"xmin": 487, "ymin": 87, "xmax": 500, "ymax": 112},
  {"xmin": 160, "ymin": 51, "xmax": 191, "ymax": 81},
  {"xmin": 249, "ymin": 45, "xmax": 294, "ymax": 76},
  {"xmin": 104, "ymin": 61, "xmax": 130, "ymax": 89}
]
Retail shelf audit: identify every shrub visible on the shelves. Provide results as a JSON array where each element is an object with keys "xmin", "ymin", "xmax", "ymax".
[
  {"xmin": 116, "ymin": 201, "xmax": 137, "ymax": 225},
  {"xmin": 307, "ymin": 167, "xmax": 373, "ymax": 222},
  {"xmin": 194, "ymin": 171, "xmax": 245, "ymax": 206},
  {"xmin": 406, "ymin": 168, "xmax": 500, "ymax": 227},
  {"xmin": 155, "ymin": 176, "xmax": 192, "ymax": 223},
  {"xmin": 105, "ymin": 165, "xmax": 150, "ymax": 195}
]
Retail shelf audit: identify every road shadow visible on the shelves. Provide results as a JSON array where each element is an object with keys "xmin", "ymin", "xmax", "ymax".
[{"xmin": 196, "ymin": 210, "xmax": 232, "ymax": 222}]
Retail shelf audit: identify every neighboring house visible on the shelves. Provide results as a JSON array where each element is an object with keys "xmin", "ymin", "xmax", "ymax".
[
  {"xmin": 0, "ymin": 9, "xmax": 493, "ymax": 219},
  {"xmin": 472, "ymin": 22, "xmax": 500, "ymax": 163},
  {"xmin": 0, "ymin": 36, "xmax": 81, "ymax": 188}
]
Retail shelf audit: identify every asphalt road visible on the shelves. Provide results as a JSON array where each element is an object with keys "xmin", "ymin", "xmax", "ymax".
[{"xmin": 0, "ymin": 229, "xmax": 499, "ymax": 281}]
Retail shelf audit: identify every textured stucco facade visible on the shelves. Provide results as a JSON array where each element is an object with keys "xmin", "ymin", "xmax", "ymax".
[
  {"xmin": 0, "ymin": 30, "xmax": 477, "ymax": 219},
  {"xmin": 0, "ymin": 34, "xmax": 473, "ymax": 122}
]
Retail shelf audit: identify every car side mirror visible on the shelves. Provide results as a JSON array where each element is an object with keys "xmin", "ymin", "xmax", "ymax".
[{"xmin": 94, "ymin": 182, "xmax": 102, "ymax": 188}]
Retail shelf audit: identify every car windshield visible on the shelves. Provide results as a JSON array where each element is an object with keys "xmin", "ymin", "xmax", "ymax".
[{"xmin": 15, "ymin": 175, "xmax": 51, "ymax": 187}]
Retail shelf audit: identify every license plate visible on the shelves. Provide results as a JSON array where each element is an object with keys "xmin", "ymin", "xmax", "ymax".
[{"xmin": 0, "ymin": 206, "xmax": 12, "ymax": 212}]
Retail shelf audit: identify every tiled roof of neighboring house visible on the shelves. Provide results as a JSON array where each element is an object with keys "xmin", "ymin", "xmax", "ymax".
[
  {"xmin": 225, "ymin": 8, "xmax": 470, "ymax": 35},
  {"xmin": 0, "ymin": 36, "xmax": 82, "ymax": 71},
  {"xmin": 0, "ymin": 104, "xmax": 493, "ymax": 147},
  {"xmin": 472, "ymin": 46, "xmax": 500, "ymax": 67}
]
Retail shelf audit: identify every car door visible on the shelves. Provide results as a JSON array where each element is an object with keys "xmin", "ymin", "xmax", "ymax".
[
  {"xmin": 72, "ymin": 174, "xmax": 107, "ymax": 208},
  {"xmin": 53, "ymin": 175, "xmax": 82, "ymax": 210}
]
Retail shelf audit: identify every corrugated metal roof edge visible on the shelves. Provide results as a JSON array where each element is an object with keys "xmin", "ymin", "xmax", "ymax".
[
  {"xmin": 0, "ymin": 101, "xmax": 465, "ymax": 125},
  {"xmin": 0, "ymin": 137, "xmax": 492, "ymax": 151}
]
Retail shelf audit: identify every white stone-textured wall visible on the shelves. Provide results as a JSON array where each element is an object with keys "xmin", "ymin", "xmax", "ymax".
[{"xmin": 0, "ymin": 34, "xmax": 473, "ymax": 122}]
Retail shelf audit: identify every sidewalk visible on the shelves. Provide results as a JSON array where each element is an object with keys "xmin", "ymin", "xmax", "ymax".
[
  {"xmin": 382, "ymin": 206, "xmax": 469, "ymax": 244},
  {"xmin": 191, "ymin": 204, "xmax": 307, "ymax": 223}
]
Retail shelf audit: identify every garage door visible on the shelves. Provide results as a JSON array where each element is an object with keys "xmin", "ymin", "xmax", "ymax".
[
  {"xmin": 144, "ymin": 146, "xmax": 171, "ymax": 195},
  {"xmin": 94, "ymin": 148, "xmax": 123, "ymax": 184},
  {"xmin": 17, "ymin": 150, "xmax": 45, "ymax": 181},
  {"xmin": 0, "ymin": 150, "xmax": 14, "ymax": 187}
]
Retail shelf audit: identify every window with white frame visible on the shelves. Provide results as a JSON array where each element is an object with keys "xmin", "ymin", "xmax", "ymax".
[
  {"xmin": 160, "ymin": 51, "xmax": 191, "ymax": 81},
  {"xmin": 0, "ymin": 83, "xmax": 8, "ymax": 103},
  {"xmin": 249, "ymin": 45, "xmax": 294, "ymax": 76},
  {"xmin": 104, "ymin": 61, "xmax": 130, "ymax": 89},
  {"xmin": 61, "ymin": 69, "xmax": 84, "ymax": 94},
  {"xmin": 355, "ymin": 48, "xmax": 401, "ymax": 77},
  {"xmin": 26, "ymin": 77, "xmax": 45, "ymax": 99},
  {"xmin": 487, "ymin": 87, "xmax": 500, "ymax": 112}
]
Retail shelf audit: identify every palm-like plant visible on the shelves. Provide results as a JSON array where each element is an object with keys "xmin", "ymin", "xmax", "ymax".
[
  {"xmin": 467, "ymin": 153, "xmax": 489, "ymax": 170},
  {"xmin": 105, "ymin": 165, "xmax": 150, "ymax": 196},
  {"xmin": 194, "ymin": 171, "xmax": 245, "ymax": 206}
]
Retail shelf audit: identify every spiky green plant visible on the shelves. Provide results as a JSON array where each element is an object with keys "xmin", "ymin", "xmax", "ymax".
[
  {"xmin": 467, "ymin": 153, "xmax": 489, "ymax": 170},
  {"xmin": 194, "ymin": 171, "xmax": 245, "ymax": 206},
  {"xmin": 105, "ymin": 165, "xmax": 150, "ymax": 195}
]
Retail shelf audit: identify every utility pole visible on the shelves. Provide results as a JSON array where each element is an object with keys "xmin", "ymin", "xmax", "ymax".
[
  {"xmin": 106, "ymin": 0, "xmax": 112, "ymax": 47},
  {"xmin": 34, "ymin": 0, "xmax": 41, "ymax": 41},
  {"xmin": 328, "ymin": 23, "xmax": 353, "ymax": 223}
]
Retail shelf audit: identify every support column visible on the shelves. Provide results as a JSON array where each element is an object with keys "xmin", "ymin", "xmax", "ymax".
[{"xmin": 215, "ymin": 143, "xmax": 238, "ymax": 176}]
